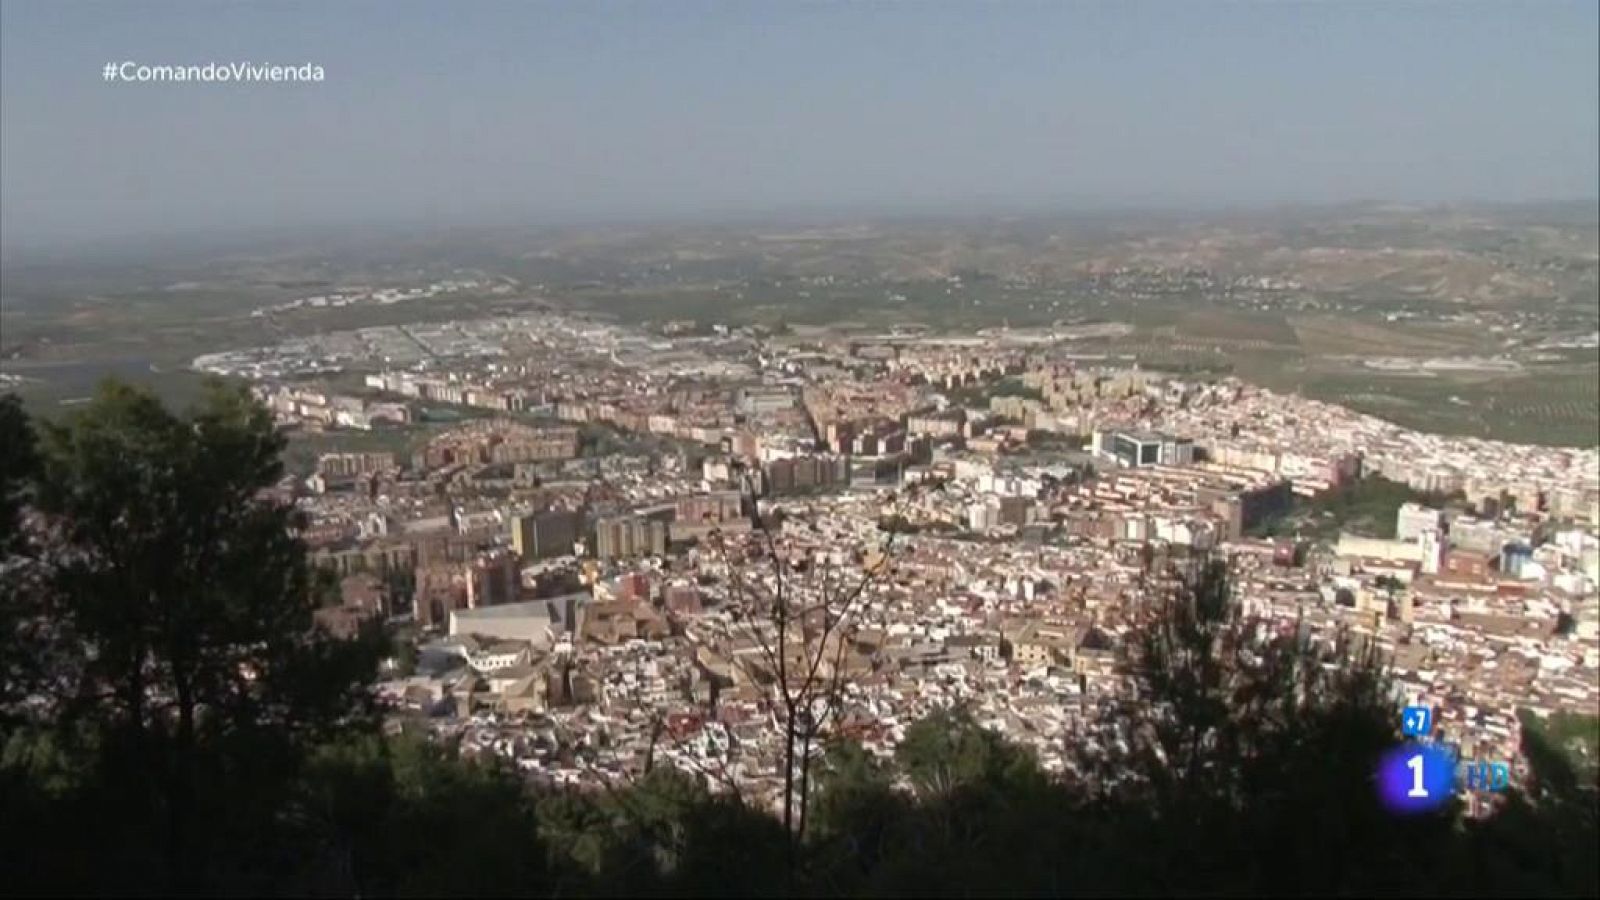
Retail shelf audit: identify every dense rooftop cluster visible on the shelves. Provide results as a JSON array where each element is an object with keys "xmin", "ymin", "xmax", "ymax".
[{"xmin": 196, "ymin": 309, "xmax": 1599, "ymax": 813}]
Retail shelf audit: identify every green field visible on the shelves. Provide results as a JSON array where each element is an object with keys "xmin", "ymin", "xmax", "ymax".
[
  {"xmin": 1174, "ymin": 310, "xmax": 1301, "ymax": 347},
  {"xmin": 1287, "ymin": 367, "xmax": 1599, "ymax": 448}
]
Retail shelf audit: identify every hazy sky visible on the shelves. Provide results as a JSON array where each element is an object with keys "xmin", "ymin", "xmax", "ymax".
[{"xmin": 2, "ymin": 1, "xmax": 1597, "ymax": 251}]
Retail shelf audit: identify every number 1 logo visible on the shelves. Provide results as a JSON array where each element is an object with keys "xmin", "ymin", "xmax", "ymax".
[
  {"xmin": 1407, "ymin": 753, "xmax": 1428, "ymax": 797},
  {"xmin": 1378, "ymin": 744, "xmax": 1452, "ymax": 813}
]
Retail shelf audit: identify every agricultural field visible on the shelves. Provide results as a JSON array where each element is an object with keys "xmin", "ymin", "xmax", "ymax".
[
  {"xmin": 1289, "ymin": 315, "xmax": 1488, "ymax": 357},
  {"xmin": 1294, "ymin": 366, "xmax": 1598, "ymax": 447},
  {"xmin": 1173, "ymin": 310, "xmax": 1301, "ymax": 348}
]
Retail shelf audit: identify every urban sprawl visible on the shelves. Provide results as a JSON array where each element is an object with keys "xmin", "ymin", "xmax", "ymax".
[{"xmin": 194, "ymin": 309, "xmax": 1600, "ymax": 816}]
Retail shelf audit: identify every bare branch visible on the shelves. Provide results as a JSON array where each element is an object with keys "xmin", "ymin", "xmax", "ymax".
[{"xmin": 642, "ymin": 706, "xmax": 748, "ymax": 807}]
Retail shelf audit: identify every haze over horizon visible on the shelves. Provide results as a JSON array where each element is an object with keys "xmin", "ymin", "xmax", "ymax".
[{"xmin": 3, "ymin": 1, "xmax": 1597, "ymax": 256}]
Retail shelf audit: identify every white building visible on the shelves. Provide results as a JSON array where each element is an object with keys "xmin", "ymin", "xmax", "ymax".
[
  {"xmin": 1396, "ymin": 503, "xmax": 1443, "ymax": 543},
  {"xmin": 1420, "ymin": 528, "xmax": 1444, "ymax": 575}
]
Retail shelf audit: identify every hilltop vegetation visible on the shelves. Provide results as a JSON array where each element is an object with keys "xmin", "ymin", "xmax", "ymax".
[{"xmin": 1519, "ymin": 709, "xmax": 1600, "ymax": 784}]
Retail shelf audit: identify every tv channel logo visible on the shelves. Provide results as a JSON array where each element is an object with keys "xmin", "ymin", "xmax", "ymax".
[
  {"xmin": 1401, "ymin": 705, "xmax": 1432, "ymax": 738},
  {"xmin": 1462, "ymin": 760, "xmax": 1510, "ymax": 793},
  {"xmin": 1377, "ymin": 743, "xmax": 1456, "ymax": 814}
]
